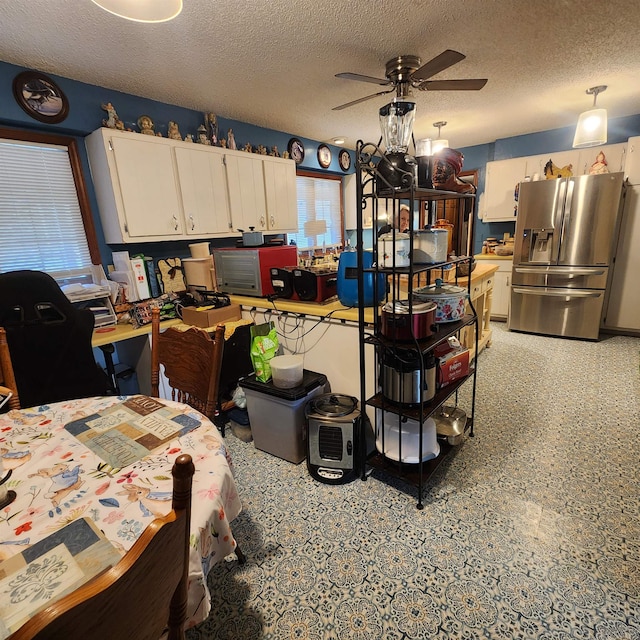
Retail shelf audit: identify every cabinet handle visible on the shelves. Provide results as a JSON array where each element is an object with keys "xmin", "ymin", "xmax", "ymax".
[
  {"xmin": 506, "ymin": 275, "xmax": 510, "ymax": 286},
  {"xmin": 189, "ymin": 215, "xmax": 195, "ymax": 231},
  {"xmin": 260, "ymin": 216, "xmax": 266, "ymax": 227},
  {"xmin": 173, "ymin": 214, "xmax": 179, "ymax": 231},
  {"xmin": 270, "ymin": 215, "xmax": 275, "ymax": 227}
]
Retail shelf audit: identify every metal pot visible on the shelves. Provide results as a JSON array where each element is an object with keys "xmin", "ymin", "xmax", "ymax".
[
  {"xmin": 381, "ymin": 349, "xmax": 436, "ymax": 405},
  {"xmin": 413, "ymin": 279, "xmax": 467, "ymax": 323},
  {"xmin": 238, "ymin": 227, "xmax": 264, "ymax": 246},
  {"xmin": 433, "ymin": 405, "xmax": 467, "ymax": 445},
  {"xmin": 378, "ymin": 232, "xmax": 410, "ymax": 267},
  {"xmin": 381, "ymin": 299, "xmax": 437, "ymax": 341}
]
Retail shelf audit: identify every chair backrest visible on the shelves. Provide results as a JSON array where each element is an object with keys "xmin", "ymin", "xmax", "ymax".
[
  {"xmin": 151, "ymin": 308, "xmax": 225, "ymax": 418},
  {"xmin": 10, "ymin": 453, "xmax": 195, "ymax": 640},
  {"xmin": 0, "ymin": 270, "xmax": 111, "ymax": 408},
  {"xmin": 0, "ymin": 327, "xmax": 21, "ymax": 409}
]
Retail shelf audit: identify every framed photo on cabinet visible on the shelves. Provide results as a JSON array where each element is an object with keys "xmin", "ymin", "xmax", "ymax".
[
  {"xmin": 317, "ymin": 144, "xmax": 332, "ymax": 168},
  {"xmin": 338, "ymin": 149, "xmax": 351, "ymax": 172},
  {"xmin": 12, "ymin": 71, "xmax": 69, "ymax": 124}
]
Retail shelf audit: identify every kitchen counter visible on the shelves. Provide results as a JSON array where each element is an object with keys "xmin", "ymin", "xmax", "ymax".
[{"xmin": 474, "ymin": 252, "xmax": 513, "ymax": 261}]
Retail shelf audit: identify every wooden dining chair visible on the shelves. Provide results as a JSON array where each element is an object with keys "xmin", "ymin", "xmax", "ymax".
[
  {"xmin": 0, "ymin": 327, "xmax": 21, "ymax": 410},
  {"xmin": 9, "ymin": 453, "xmax": 195, "ymax": 640},
  {"xmin": 150, "ymin": 307, "xmax": 225, "ymax": 420}
]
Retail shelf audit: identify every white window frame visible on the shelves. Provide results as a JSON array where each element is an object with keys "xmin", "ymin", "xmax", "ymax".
[{"xmin": 289, "ymin": 171, "xmax": 344, "ymax": 252}]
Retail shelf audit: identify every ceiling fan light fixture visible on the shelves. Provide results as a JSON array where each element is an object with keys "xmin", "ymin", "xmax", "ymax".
[
  {"xmin": 379, "ymin": 99, "xmax": 416, "ymax": 153},
  {"xmin": 573, "ymin": 85, "xmax": 608, "ymax": 148},
  {"xmin": 91, "ymin": 0, "xmax": 183, "ymax": 23}
]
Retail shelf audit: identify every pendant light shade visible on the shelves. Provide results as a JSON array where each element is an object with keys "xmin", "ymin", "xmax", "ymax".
[
  {"xmin": 431, "ymin": 121, "xmax": 449, "ymax": 153},
  {"xmin": 91, "ymin": 0, "xmax": 183, "ymax": 23},
  {"xmin": 572, "ymin": 86, "xmax": 608, "ymax": 148}
]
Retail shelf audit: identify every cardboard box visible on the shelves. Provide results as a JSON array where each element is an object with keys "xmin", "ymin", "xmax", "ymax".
[
  {"xmin": 181, "ymin": 303, "xmax": 241, "ymax": 329},
  {"xmin": 436, "ymin": 345, "xmax": 470, "ymax": 387}
]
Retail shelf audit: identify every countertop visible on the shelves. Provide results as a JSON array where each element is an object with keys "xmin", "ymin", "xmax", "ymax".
[
  {"xmin": 229, "ymin": 262, "xmax": 500, "ymax": 320},
  {"xmin": 474, "ymin": 252, "xmax": 513, "ymax": 261}
]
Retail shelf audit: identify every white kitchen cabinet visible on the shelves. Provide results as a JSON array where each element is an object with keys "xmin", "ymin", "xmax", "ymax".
[
  {"xmin": 223, "ymin": 150, "xmax": 267, "ymax": 234},
  {"xmin": 576, "ymin": 143, "xmax": 627, "ymax": 176},
  {"xmin": 87, "ymin": 129, "xmax": 184, "ymax": 242},
  {"xmin": 624, "ymin": 136, "xmax": 640, "ymax": 183},
  {"xmin": 489, "ymin": 258, "xmax": 512, "ymax": 320},
  {"xmin": 174, "ymin": 145, "xmax": 231, "ymax": 235},
  {"xmin": 344, "ymin": 172, "xmax": 379, "ymax": 229},
  {"xmin": 86, "ymin": 128, "xmax": 232, "ymax": 243},
  {"xmin": 262, "ymin": 155, "xmax": 298, "ymax": 232},
  {"xmin": 481, "ymin": 158, "xmax": 528, "ymax": 222}
]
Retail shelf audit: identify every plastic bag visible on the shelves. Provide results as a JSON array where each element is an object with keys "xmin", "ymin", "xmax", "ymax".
[{"xmin": 250, "ymin": 322, "xmax": 279, "ymax": 382}]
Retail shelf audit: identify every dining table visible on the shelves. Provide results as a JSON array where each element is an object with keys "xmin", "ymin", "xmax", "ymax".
[{"xmin": 0, "ymin": 394, "xmax": 242, "ymax": 637}]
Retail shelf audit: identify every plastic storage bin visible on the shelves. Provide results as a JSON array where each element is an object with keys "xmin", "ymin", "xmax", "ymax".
[
  {"xmin": 239, "ymin": 370, "xmax": 328, "ymax": 463},
  {"xmin": 375, "ymin": 409, "xmax": 440, "ymax": 464}
]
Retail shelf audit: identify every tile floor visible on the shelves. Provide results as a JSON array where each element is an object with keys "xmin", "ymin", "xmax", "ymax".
[{"xmin": 187, "ymin": 323, "xmax": 640, "ymax": 640}]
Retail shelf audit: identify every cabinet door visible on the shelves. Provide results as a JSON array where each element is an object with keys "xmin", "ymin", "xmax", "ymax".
[
  {"xmin": 624, "ymin": 136, "xmax": 640, "ymax": 184},
  {"xmin": 110, "ymin": 135, "xmax": 184, "ymax": 237},
  {"xmin": 263, "ymin": 157, "xmax": 298, "ymax": 231},
  {"xmin": 174, "ymin": 146, "xmax": 231, "ymax": 235},
  {"xmin": 481, "ymin": 158, "xmax": 528, "ymax": 222},
  {"xmin": 577, "ymin": 143, "xmax": 627, "ymax": 176},
  {"xmin": 225, "ymin": 153, "xmax": 267, "ymax": 232},
  {"xmin": 491, "ymin": 270, "xmax": 510, "ymax": 319}
]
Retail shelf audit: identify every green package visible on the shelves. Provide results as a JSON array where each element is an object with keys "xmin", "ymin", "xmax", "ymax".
[{"xmin": 250, "ymin": 322, "xmax": 279, "ymax": 382}]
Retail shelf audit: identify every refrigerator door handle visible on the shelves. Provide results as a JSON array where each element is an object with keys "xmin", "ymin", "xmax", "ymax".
[
  {"xmin": 512, "ymin": 287, "xmax": 602, "ymax": 298},
  {"xmin": 558, "ymin": 179, "xmax": 575, "ymax": 263},
  {"xmin": 514, "ymin": 266, "xmax": 606, "ymax": 276}
]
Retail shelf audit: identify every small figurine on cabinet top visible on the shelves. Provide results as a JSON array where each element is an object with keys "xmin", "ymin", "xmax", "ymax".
[
  {"xmin": 270, "ymin": 146, "xmax": 280, "ymax": 157},
  {"xmin": 257, "ymin": 144, "xmax": 267, "ymax": 155},
  {"xmin": 227, "ymin": 129, "xmax": 237, "ymax": 150},
  {"xmin": 243, "ymin": 142, "xmax": 253, "ymax": 153},
  {"xmin": 101, "ymin": 102, "xmax": 125, "ymax": 130},
  {"xmin": 196, "ymin": 124, "xmax": 210, "ymax": 145},
  {"xmin": 282, "ymin": 150, "xmax": 290, "ymax": 159},
  {"xmin": 205, "ymin": 113, "xmax": 218, "ymax": 146},
  {"xmin": 137, "ymin": 115, "xmax": 155, "ymax": 135},
  {"xmin": 589, "ymin": 151, "xmax": 609, "ymax": 175},
  {"xmin": 220, "ymin": 138, "xmax": 227, "ymax": 148},
  {"xmin": 167, "ymin": 121, "xmax": 182, "ymax": 140},
  {"xmin": 184, "ymin": 134, "xmax": 193, "ymax": 142}
]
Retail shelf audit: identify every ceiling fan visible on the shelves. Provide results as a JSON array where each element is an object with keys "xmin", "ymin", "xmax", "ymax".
[{"xmin": 333, "ymin": 50, "xmax": 487, "ymax": 111}]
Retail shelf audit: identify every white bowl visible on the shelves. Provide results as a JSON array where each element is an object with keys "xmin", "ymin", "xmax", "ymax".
[{"xmin": 270, "ymin": 355, "xmax": 304, "ymax": 389}]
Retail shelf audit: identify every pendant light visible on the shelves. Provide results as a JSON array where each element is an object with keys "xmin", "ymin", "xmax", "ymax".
[
  {"xmin": 572, "ymin": 85, "xmax": 608, "ymax": 148},
  {"xmin": 431, "ymin": 121, "xmax": 449, "ymax": 153},
  {"xmin": 91, "ymin": 0, "xmax": 183, "ymax": 23}
]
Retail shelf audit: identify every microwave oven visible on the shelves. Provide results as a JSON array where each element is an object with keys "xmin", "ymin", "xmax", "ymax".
[{"xmin": 212, "ymin": 246, "xmax": 298, "ymax": 297}]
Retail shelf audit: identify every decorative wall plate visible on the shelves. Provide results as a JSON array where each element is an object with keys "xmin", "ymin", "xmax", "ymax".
[
  {"xmin": 12, "ymin": 71, "xmax": 69, "ymax": 124},
  {"xmin": 317, "ymin": 144, "xmax": 332, "ymax": 168},
  {"xmin": 288, "ymin": 138, "xmax": 305, "ymax": 164},
  {"xmin": 339, "ymin": 149, "xmax": 352, "ymax": 172}
]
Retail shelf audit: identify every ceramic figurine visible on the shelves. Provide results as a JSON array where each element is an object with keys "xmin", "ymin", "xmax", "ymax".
[
  {"xmin": 184, "ymin": 134, "xmax": 193, "ymax": 142},
  {"xmin": 227, "ymin": 129, "xmax": 237, "ymax": 150},
  {"xmin": 257, "ymin": 144, "xmax": 267, "ymax": 155},
  {"xmin": 205, "ymin": 113, "xmax": 218, "ymax": 146},
  {"xmin": 544, "ymin": 158, "xmax": 573, "ymax": 179},
  {"xmin": 101, "ymin": 102, "xmax": 125, "ymax": 130},
  {"xmin": 220, "ymin": 138, "xmax": 227, "ymax": 148},
  {"xmin": 589, "ymin": 151, "xmax": 609, "ymax": 175},
  {"xmin": 196, "ymin": 125, "xmax": 210, "ymax": 145},
  {"xmin": 243, "ymin": 142, "xmax": 253, "ymax": 153},
  {"xmin": 432, "ymin": 148, "xmax": 474, "ymax": 193},
  {"xmin": 137, "ymin": 115, "xmax": 155, "ymax": 135},
  {"xmin": 167, "ymin": 121, "xmax": 182, "ymax": 140},
  {"xmin": 270, "ymin": 146, "xmax": 280, "ymax": 157},
  {"xmin": 282, "ymin": 150, "xmax": 290, "ymax": 159}
]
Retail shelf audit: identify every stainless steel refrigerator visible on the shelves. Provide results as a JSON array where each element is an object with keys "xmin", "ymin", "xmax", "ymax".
[{"xmin": 509, "ymin": 172, "xmax": 625, "ymax": 340}]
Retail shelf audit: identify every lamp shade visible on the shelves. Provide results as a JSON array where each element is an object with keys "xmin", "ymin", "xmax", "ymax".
[
  {"xmin": 572, "ymin": 107, "xmax": 607, "ymax": 148},
  {"xmin": 91, "ymin": 0, "xmax": 183, "ymax": 22},
  {"xmin": 415, "ymin": 138, "xmax": 432, "ymax": 157},
  {"xmin": 431, "ymin": 139, "xmax": 450, "ymax": 154}
]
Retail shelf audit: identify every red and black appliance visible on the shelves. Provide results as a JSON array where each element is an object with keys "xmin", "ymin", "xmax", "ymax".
[
  {"xmin": 292, "ymin": 267, "xmax": 338, "ymax": 303},
  {"xmin": 270, "ymin": 267, "xmax": 298, "ymax": 299}
]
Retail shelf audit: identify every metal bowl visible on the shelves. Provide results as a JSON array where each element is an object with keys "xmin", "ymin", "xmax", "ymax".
[{"xmin": 433, "ymin": 405, "xmax": 467, "ymax": 445}]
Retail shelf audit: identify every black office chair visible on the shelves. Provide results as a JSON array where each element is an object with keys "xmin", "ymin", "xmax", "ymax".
[{"xmin": 0, "ymin": 270, "xmax": 112, "ymax": 408}]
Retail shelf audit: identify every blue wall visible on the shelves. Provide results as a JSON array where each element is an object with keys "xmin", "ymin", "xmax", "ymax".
[
  {"xmin": 2, "ymin": 59, "xmax": 640, "ymax": 262},
  {"xmin": 459, "ymin": 114, "xmax": 640, "ymax": 254},
  {"xmin": 0, "ymin": 60, "xmax": 353, "ymax": 269}
]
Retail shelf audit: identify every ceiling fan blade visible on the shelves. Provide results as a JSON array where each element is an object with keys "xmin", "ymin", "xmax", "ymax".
[
  {"xmin": 335, "ymin": 72, "xmax": 391, "ymax": 86},
  {"xmin": 410, "ymin": 49, "xmax": 466, "ymax": 82},
  {"xmin": 419, "ymin": 78, "xmax": 488, "ymax": 91},
  {"xmin": 332, "ymin": 89, "xmax": 395, "ymax": 111}
]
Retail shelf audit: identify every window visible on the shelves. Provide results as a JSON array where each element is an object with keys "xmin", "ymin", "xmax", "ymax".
[
  {"xmin": 288, "ymin": 171, "xmax": 343, "ymax": 251},
  {"xmin": 0, "ymin": 128, "xmax": 100, "ymax": 274}
]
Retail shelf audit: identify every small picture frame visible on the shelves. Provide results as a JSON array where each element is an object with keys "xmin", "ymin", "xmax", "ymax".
[
  {"xmin": 339, "ymin": 149, "xmax": 352, "ymax": 172},
  {"xmin": 317, "ymin": 144, "xmax": 332, "ymax": 169},
  {"xmin": 12, "ymin": 71, "xmax": 69, "ymax": 124},
  {"xmin": 287, "ymin": 138, "xmax": 305, "ymax": 164}
]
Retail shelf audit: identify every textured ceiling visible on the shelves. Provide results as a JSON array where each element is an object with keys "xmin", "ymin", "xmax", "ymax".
[{"xmin": 2, "ymin": 0, "xmax": 640, "ymax": 150}]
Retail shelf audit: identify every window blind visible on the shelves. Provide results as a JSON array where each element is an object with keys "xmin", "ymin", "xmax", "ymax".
[
  {"xmin": 289, "ymin": 175, "xmax": 342, "ymax": 250},
  {"xmin": 0, "ymin": 138, "xmax": 92, "ymax": 274}
]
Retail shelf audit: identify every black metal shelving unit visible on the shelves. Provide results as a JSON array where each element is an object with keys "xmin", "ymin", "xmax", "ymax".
[{"xmin": 354, "ymin": 140, "xmax": 479, "ymax": 509}]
